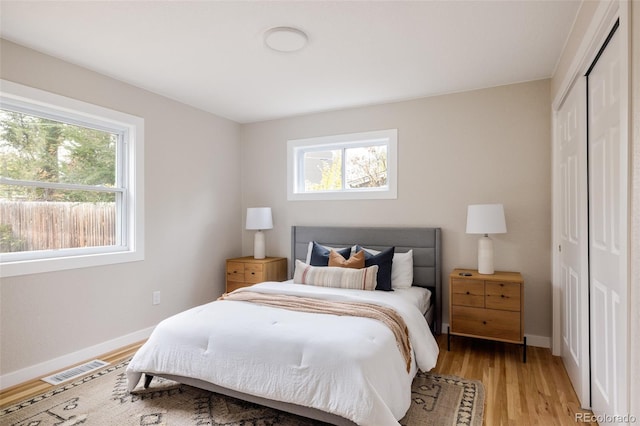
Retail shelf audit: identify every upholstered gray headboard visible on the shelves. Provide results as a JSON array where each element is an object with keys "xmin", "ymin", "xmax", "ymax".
[{"xmin": 291, "ymin": 226, "xmax": 442, "ymax": 334}]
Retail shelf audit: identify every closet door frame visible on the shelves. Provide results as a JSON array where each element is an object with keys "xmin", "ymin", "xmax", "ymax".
[{"xmin": 551, "ymin": 0, "xmax": 630, "ymax": 411}]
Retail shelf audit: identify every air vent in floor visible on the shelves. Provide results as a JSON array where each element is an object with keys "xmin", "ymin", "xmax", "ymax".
[{"xmin": 42, "ymin": 359, "xmax": 109, "ymax": 385}]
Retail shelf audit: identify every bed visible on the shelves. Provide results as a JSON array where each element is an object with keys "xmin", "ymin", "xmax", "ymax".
[
  {"xmin": 126, "ymin": 226, "xmax": 442, "ymax": 426},
  {"xmin": 290, "ymin": 226, "xmax": 442, "ymax": 334}
]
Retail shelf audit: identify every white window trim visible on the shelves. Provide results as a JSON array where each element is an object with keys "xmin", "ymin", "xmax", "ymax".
[
  {"xmin": 0, "ymin": 80, "xmax": 144, "ymax": 277},
  {"xmin": 287, "ymin": 129, "xmax": 398, "ymax": 201}
]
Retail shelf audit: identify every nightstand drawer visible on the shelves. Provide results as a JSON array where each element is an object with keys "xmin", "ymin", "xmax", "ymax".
[
  {"xmin": 225, "ymin": 256, "xmax": 287, "ymax": 293},
  {"xmin": 451, "ymin": 306, "xmax": 521, "ymax": 342},
  {"xmin": 226, "ymin": 281, "xmax": 249, "ymax": 293},
  {"xmin": 244, "ymin": 263, "xmax": 264, "ymax": 283},
  {"xmin": 226, "ymin": 262, "xmax": 245, "ymax": 282},
  {"xmin": 451, "ymin": 279, "xmax": 484, "ymax": 307},
  {"xmin": 485, "ymin": 282, "xmax": 521, "ymax": 311}
]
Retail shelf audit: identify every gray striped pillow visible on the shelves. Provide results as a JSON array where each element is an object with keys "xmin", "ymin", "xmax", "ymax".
[{"xmin": 293, "ymin": 260, "xmax": 378, "ymax": 291}]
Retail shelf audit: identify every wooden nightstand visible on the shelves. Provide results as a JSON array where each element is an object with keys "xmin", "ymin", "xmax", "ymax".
[
  {"xmin": 448, "ymin": 268, "xmax": 526, "ymax": 362},
  {"xmin": 225, "ymin": 256, "xmax": 287, "ymax": 293}
]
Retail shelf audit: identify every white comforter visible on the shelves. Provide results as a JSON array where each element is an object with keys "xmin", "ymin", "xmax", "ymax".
[{"xmin": 126, "ymin": 282, "xmax": 439, "ymax": 426}]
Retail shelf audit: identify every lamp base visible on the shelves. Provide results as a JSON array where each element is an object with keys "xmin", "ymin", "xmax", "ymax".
[
  {"xmin": 477, "ymin": 234, "xmax": 495, "ymax": 274},
  {"xmin": 253, "ymin": 230, "xmax": 266, "ymax": 259}
]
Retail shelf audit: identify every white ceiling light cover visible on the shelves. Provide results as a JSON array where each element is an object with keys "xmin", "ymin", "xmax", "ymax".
[{"xmin": 264, "ymin": 27, "xmax": 308, "ymax": 52}]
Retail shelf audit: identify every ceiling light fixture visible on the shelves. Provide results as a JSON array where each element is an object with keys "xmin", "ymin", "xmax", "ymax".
[{"xmin": 264, "ymin": 27, "xmax": 308, "ymax": 53}]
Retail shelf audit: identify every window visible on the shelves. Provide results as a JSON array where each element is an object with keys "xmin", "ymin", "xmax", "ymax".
[
  {"xmin": 0, "ymin": 80, "xmax": 144, "ymax": 277},
  {"xmin": 287, "ymin": 129, "xmax": 397, "ymax": 200}
]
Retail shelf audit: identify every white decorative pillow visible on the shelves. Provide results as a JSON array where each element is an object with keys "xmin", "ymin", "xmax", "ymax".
[
  {"xmin": 293, "ymin": 260, "xmax": 378, "ymax": 291},
  {"xmin": 353, "ymin": 247, "xmax": 413, "ymax": 289}
]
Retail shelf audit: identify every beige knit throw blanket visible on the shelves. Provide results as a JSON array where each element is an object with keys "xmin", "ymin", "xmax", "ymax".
[{"xmin": 219, "ymin": 291, "xmax": 412, "ymax": 373}]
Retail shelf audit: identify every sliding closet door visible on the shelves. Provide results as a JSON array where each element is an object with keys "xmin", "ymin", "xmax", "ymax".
[
  {"xmin": 587, "ymin": 23, "xmax": 628, "ymax": 421},
  {"xmin": 557, "ymin": 77, "xmax": 590, "ymax": 408}
]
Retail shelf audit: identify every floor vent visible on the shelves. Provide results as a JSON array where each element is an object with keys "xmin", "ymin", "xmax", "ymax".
[{"xmin": 42, "ymin": 359, "xmax": 109, "ymax": 385}]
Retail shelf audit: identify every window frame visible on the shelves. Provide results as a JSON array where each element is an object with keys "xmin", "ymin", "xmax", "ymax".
[
  {"xmin": 0, "ymin": 80, "xmax": 144, "ymax": 277},
  {"xmin": 287, "ymin": 129, "xmax": 398, "ymax": 201}
]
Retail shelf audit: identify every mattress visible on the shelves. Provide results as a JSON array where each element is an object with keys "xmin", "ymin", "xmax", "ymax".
[{"xmin": 127, "ymin": 281, "xmax": 439, "ymax": 426}]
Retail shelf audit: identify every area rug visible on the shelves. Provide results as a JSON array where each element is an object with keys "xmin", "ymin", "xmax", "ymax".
[{"xmin": 1, "ymin": 358, "xmax": 484, "ymax": 426}]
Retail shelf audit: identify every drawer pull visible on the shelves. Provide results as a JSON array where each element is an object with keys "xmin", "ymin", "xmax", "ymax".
[
  {"xmin": 466, "ymin": 291, "xmax": 470, "ymax": 295},
  {"xmin": 483, "ymin": 321, "xmax": 487, "ymax": 325},
  {"xmin": 501, "ymin": 295, "xmax": 505, "ymax": 298}
]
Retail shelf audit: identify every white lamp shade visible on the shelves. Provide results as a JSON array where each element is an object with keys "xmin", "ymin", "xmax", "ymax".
[
  {"xmin": 246, "ymin": 207, "xmax": 273, "ymax": 230},
  {"xmin": 466, "ymin": 204, "xmax": 507, "ymax": 235}
]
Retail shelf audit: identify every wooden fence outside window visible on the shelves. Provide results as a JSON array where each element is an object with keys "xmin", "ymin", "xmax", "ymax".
[{"xmin": 0, "ymin": 201, "xmax": 116, "ymax": 253}]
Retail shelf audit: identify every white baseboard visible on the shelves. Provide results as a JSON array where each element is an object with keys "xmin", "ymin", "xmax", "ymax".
[
  {"xmin": 440, "ymin": 322, "xmax": 551, "ymax": 348},
  {"xmin": 0, "ymin": 326, "xmax": 155, "ymax": 390},
  {"xmin": 525, "ymin": 334, "xmax": 551, "ymax": 348}
]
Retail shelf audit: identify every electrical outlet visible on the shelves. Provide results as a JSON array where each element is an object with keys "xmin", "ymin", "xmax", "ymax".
[{"xmin": 152, "ymin": 291, "xmax": 161, "ymax": 305}]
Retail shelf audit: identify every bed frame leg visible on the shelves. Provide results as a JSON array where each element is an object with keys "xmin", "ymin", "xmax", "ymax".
[
  {"xmin": 523, "ymin": 337, "xmax": 527, "ymax": 363},
  {"xmin": 144, "ymin": 374, "xmax": 154, "ymax": 389},
  {"xmin": 447, "ymin": 326, "xmax": 451, "ymax": 351}
]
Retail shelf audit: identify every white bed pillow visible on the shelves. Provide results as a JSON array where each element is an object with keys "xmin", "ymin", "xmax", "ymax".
[
  {"xmin": 354, "ymin": 247, "xmax": 414, "ymax": 289},
  {"xmin": 391, "ymin": 250, "xmax": 414, "ymax": 289},
  {"xmin": 293, "ymin": 260, "xmax": 378, "ymax": 291}
]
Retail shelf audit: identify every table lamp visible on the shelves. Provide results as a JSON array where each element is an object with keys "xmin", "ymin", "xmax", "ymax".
[
  {"xmin": 466, "ymin": 204, "xmax": 507, "ymax": 274},
  {"xmin": 246, "ymin": 207, "xmax": 273, "ymax": 259}
]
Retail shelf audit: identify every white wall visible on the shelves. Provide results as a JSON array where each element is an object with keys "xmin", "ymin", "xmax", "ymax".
[
  {"xmin": 240, "ymin": 79, "xmax": 553, "ymax": 342},
  {"xmin": 0, "ymin": 40, "xmax": 242, "ymax": 381}
]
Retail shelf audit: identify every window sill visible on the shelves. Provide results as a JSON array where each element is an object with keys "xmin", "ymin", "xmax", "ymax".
[{"xmin": 0, "ymin": 249, "xmax": 144, "ymax": 277}]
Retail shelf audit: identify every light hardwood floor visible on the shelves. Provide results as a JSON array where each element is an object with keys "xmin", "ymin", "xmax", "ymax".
[
  {"xmin": 435, "ymin": 334, "xmax": 596, "ymax": 425},
  {"xmin": 1, "ymin": 335, "xmax": 597, "ymax": 425}
]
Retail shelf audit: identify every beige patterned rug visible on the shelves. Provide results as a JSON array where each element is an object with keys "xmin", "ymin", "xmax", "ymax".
[{"xmin": 1, "ymin": 358, "xmax": 484, "ymax": 425}]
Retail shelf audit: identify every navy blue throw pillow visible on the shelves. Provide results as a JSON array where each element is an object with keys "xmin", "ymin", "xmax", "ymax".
[
  {"xmin": 356, "ymin": 246, "xmax": 395, "ymax": 291},
  {"xmin": 309, "ymin": 242, "xmax": 352, "ymax": 266}
]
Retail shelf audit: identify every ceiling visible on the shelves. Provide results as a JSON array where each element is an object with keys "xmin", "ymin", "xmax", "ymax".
[{"xmin": 0, "ymin": 1, "xmax": 582, "ymax": 124}]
